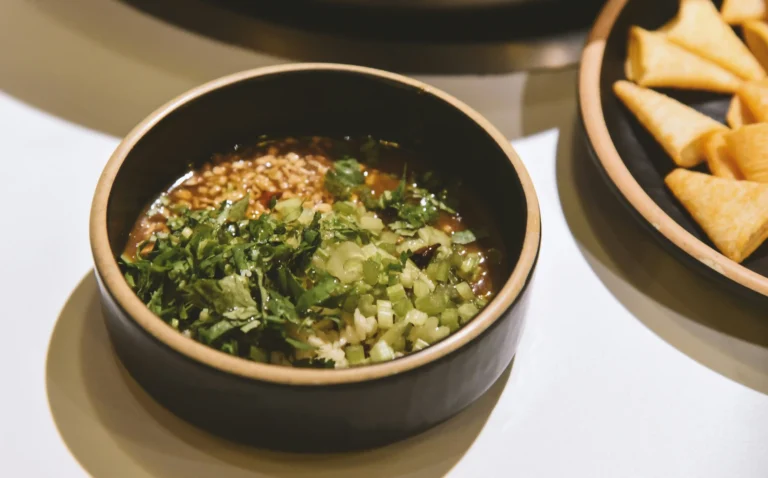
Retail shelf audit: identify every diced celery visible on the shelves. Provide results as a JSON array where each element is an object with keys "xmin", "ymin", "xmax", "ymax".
[
  {"xmin": 360, "ymin": 215, "xmax": 385, "ymax": 232},
  {"xmin": 397, "ymin": 238, "xmax": 426, "ymax": 254},
  {"xmin": 297, "ymin": 207, "xmax": 315, "ymax": 225},
  {"xmin": 370, "ymin": 340, "xmax": 395, "ymax": 363},
  {"xmin": 379, "ymin": 231, "xmax": 399, "ymax": 244},
  {"xmin": 249, "ymin": 346, "xmax": 268, "ymax": 363},
  {"xmin": 274, "ymin": 197, "xmax": 303, "ymax": 222},
  {"xmin": 435, "ymin": 261, "xmax": 451, "ymax": 282},
  {"xmin": 460, "ymin": 253, "xmax": 481, "ymax": 276},
  {"xmin": 361, "ymin": 243, "xmax": 379, "ymax": 258},
  {"xmin": 326, "ymin": 241, "xmax": 365, "ymax": 283},
  {"xmin": 440, "ymin": 308, "xmax": 460, "ymax": 332},
  {"xmin": 393, "ymin": 297, "xmax": 414, "ymax": 318},
  {"xmin": 379, "ymin": 242, "xmax": 398, "ymax": 256},
  {"xmin": 358, "ymin": 294, "xmax": 377, "ymax": 317},
  {"xmin": 458, "ymin": 302, "xmax": 479, "ymax": 322},
  {"xmin": 363, "ymin": 259, "xmax": 380, "ymax": 285},
  {"xmin": 342, "ymin": 294, "xmax": 360, "ymax": 313},
  {"xmin": 387, "ymin": 283, "xmax": 407, "ymax": 302},
  {"xmin": 455, "ymin": 282, "xmax": 475, "ymax": 301},
  {"xmin": 333, "ymin": 201, "xmax": 357, "ymax": 215},
  {"xmin": 413, "ymin": 280, "xmax": 430, "ymax": 298},
  {"xmin": 412, "ymin": 338, "xmax": 430, "ymax": 351},
  {"xmin": 345, "ymin": 344, "xmax": 366, "ymax": 365},
  {"xmin": 170, "ymin": 318, "xmax": 179, "ymax": 330},
  {"xmin": 377, "ymin": 300, "xmax": 394, "ymax": 329},
  {"xmin": 405, "ymin": 309, "xmax": 428, "ymax": 326},
  {"xmin": 429, "ymin": 326, "xmax": 450, "ymax": 343},
  {"xmin": 415, "ymin": 292, "xmax": 448, "ymax": 315},
  {"xmin": 400, "ymin": 268, "xmax": 414, "ymax": 288},
  {"xmin": 417, "ymin": 226, "xmax": 451, "ymax": 247}
]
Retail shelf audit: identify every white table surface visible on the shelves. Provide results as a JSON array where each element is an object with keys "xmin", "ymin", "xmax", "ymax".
[{"xmin": 2, "ymin": 1, "xmax": 768, "ymax": 477}]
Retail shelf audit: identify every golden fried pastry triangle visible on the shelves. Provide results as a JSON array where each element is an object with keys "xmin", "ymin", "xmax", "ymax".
[
  {"xmin": 737, "ymin": 80, "xmax": 768, "ymax": 122},
  {"xmin": 704, "ymin": 131, "xmax": 744, "ymax": 179},
  {"xmin": 744, "ymin": 21, "xmax": 768, "ymax": 72},
  {"xmin": 613, "ymin": 80, "xmax": 727, "ymax": 167},
  {"xmin": 665, "ymin": 168, "xmax": 768, "ymax": 262},
  {"xmin": 721, "ymin": 0, "xmax": 767, "ymax": 24},
  {"xmin": 625, "ymin": 26, "xmax": 742, "ymax": 93},
  {"xmin": 725, "ymin": 123, "xmax": 768, "ymax": 182},
  {"xmin": 726, "ymin": 94, "xmax": 756, "ymax": 128},
  {"xmin": 664, "ymin": 0, "xmax": 766, "ymax": 80}
]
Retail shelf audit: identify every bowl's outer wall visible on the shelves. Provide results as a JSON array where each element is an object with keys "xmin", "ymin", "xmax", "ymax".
[
  {"xmin": 100, "ymin": 68, "xmax": 535, "ymax": 451},
  {"xmin": 97, "ymin": 265, "xmax": 533, "ymax": 452}
]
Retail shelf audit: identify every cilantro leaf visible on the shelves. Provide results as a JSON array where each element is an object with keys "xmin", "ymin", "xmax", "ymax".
[{"xmin": 324, "ymin": 158, "xmax": 365, "ymax": 200}]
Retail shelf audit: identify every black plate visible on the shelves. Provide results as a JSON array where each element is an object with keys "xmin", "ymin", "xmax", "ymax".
[{"xmin": 580, "ymin": 0, "xmax": 768, "ymax": 302}]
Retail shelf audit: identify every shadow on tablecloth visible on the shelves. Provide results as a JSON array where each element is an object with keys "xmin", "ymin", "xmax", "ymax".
[
  {"xmin": 520, "ymin": 67, "xmax": 768, "ymax": 395},
  {"xmin": 45, "ymin": 272, "xmax": 509, "ymax": 478}
]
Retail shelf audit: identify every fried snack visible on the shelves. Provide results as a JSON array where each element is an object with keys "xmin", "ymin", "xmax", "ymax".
[
  {"xmin": 725, "ymin": 123, "xmax": 768, "ymax": 182},
  {"xmin": 664, "ymin": 0, "xmax": 766, "ymax": 80},
  {"xmin": 744, "ymin": 21, "xmax": 768, "ymax": 72},
  {"xmin": 665, "ymin": 168, "xmax": 768, "ymax": 262},
  {"xmin": 721, "ymin": 0, "xmax": 767, "ymax": 24},
  {"xmin": 726, "ymin": 95, "xmax": 757, "ymax": 127},
  {"xmin": 625, "ymin": 27, "xmax": 742, "ymax": 93},
  {"xmin": 613, "ymin": 80, "xmax": 727, "ymax": 167},
  {"xmin": 705, "ymin": 131, "xmax": 744, "ymax": 179},
  {"xmin": 737, "ymin": 80, "xmax": 768, "ymax": 121}
]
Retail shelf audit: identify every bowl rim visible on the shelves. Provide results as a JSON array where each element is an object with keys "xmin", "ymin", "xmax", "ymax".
[
  {"xmin": 90, "ymin": 62, "xmax": 541, "ymax": 386},
  {"xmin": 579, "ymin": 0, "xmax": 768, "ymax": 298}
]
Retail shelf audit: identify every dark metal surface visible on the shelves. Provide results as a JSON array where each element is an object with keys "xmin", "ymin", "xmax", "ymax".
[{"xmin": 122, "ymin": 0, "xmax": 604, "ymax": 73}]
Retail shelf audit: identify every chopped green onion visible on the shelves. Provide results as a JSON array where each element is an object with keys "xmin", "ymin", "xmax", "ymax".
[
  {"xmin": 358, "ymin": 294, "xmax": 377, "ymax": 317},
  {"xmin": 440, "ymin": 308, "xmax": 460, "ymax": 332},
  {"xmin": 452, "ymin": 230, "xmax": 477, "ymax": 244},
  {"xmin": 387, "ymin": 283, "xmax": 407, "ymax": 302},
  {"xmin": 370, "ymin": 340, "xmax": 395, "ymax": 363},
  {"xmin": 379, "ymin": 231, "xmax": 399, "ymax": 244},
  {"xmin": 249, "ymin": 346, "xmax": 268, "ymax": 363},
  {"xmin": 360, "ymin": 215, "xmax": 385, "ymax": 232},
  {"xmin": 412, "ymin": 338, "xmax": 430, "ymax": 351},
  {"xmin": 274, "ymin": 197, "xmax": 303, "ymax": 222},
  {"xmin": 415, "ymin": 292, "xmax": 448, "ymax": 315},
  {"xmin": 342, "ymin": 294, "xmax": 359, "ymax": 313},
  {"xmin": 404, "ymin": 309, "xmax": 428, "ymax": 326},
  {"xmin": 377, "ymin": 300, "xmax": 394, "ymax": 329},
  {"xmin": 455, "ymin": 282, "xmax": 475, "ymax": 301},
  {"xmin": 460, "ymin": 253, "xmax": 481, "ymax": 277},
  {"xmin": 363, "ymin": 259, "xmax": 380, "ymax": 285},
  {"xmin": 458, "ymin": 302, "xmax": 479, "ymax": 322},
  {"xmin": 393, "ymin": 297, "xmax": 414, "ymax": 318},
  {"xmin": 345, "ymin": 344, "xmax": 366, "ymax": 365},
  {"xmin": 413, "ymin": 280, "xmax": 430, "ymax": 299}
]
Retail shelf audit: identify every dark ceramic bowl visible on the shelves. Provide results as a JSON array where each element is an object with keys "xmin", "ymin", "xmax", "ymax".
[
  {"xmin": 90, "ymin": 63, "xmax": 541, "ymax": 452},
  {"xmin": 579, "ymin": 0, "xmax": 768, "ymax": 302}
]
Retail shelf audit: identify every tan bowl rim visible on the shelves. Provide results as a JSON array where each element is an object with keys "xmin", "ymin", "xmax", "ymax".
[
  {"xmin": 90, "ymin": 62, "xmax": 541, "ymax": 386},
  {"xmin": 579, "ymin": 0, "xmax": 768, "ymax": 297}
]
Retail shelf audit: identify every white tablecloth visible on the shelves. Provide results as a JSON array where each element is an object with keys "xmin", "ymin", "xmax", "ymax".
[{"xmin": 1, "ymin": 1, "xmax": 767, "ymax": 476}]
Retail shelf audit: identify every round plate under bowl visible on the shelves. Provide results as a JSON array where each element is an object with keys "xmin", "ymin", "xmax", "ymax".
[{"xmin": 579, "ymin": 0, "xmax": 768, "ymax": 302}]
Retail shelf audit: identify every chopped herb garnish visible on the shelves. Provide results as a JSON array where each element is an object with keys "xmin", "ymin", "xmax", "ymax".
[{"xmin": 122, "ymin": 136, "xmax": 499, "ymax": 369}]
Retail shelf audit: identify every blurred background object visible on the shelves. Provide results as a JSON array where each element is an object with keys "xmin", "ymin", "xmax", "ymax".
[{"xmin": 122, "ymin": 0, "xmax": 607, "ymax": 73}]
